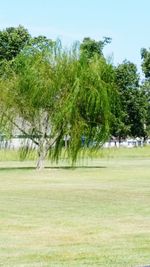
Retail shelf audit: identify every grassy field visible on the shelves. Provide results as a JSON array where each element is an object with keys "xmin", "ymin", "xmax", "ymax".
[{"xmin": 0, "ymin": 147, "xmax": 150, "ymax": 266}]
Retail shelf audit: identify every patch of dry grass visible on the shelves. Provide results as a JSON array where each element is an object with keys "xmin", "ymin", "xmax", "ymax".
[{"xmin": 0, "ymin": 156, "xmax": 150, "ymax": 266}]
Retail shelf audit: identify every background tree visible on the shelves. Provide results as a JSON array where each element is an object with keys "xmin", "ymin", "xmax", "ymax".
[
  {"xmin": 80, "ymin": 37, "xmax": 111, "ymax": 60},
  {"xmin": 141, "ymin": 48, "xmax": 150, "ymax": 136},
  {"xmin": 141, "ymin": 48, "xmax": 150, "ymax": 79},
  {"xmin": 0, "ymin": 25, "xmax": 31, "ymax": 61},
  {"xmin": 114, "ymin": 60, "xmax": 147, "ymax": 139}
]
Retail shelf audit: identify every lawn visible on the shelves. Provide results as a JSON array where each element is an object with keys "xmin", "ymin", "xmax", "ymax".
[{"xmin": 0, "ymin": 148, "xmax": 150, "ymax": 266}]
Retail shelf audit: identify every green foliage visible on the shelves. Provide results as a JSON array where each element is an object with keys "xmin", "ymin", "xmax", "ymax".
[
  {"xmin": 115, "ymin": 60, "xmax": 139, "ymax": 89},
  {"xmin": 141, "ymin": 48, "xmax": 150, "ymax": 79},
  {"xmin": 0, "ymin": 25, "xmax": 30, "ymax": 61},
  {"xmin": 1, "ymin": 39, "xmax": 115, "ymax": 167},
  {"xmin": 54, "ymin": 55, "xmax": 114, "ymax": 162},
  {"xmin": 80, "ymin": 37, "xmax": 111, "ymax": 60},
  {"xmin": 141, "ymin": 80, "xmax": 150, "ymax": 136},
  {"xmin": 1, "ymin": 26, "xmax": 150, "ymax": 168},
  {"xmin": 141, "ymin": 48, "xmax": 150, "ymax": 136},
  {"xmin": 114, "ymin": 61, "xmax": 147, "ymax": 138}
]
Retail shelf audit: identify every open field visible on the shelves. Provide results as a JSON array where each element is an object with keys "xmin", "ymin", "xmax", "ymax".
[{"xmin": 0, "ymin": 147, "xmax": 150, "ymax": 266}]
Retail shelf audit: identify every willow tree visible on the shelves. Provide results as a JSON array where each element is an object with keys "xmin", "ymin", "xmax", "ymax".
[{"xmin": 1, "ymin": 40, "xmax": 115, "ymax": 169}]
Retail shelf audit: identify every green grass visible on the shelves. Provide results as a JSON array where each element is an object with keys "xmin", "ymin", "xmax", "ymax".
[
  {"xmin": 1, "ymin": 145, "xmax": 150, "ymax": 162},
  {"xmin": 0, "ymin": 148, "xmax": 150, "ymax": 266}
]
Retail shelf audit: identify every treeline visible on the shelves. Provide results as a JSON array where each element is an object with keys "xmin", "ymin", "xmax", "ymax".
[{"xmin": 0, "ymin": 25, "xmax": 150, "ymax": 168}]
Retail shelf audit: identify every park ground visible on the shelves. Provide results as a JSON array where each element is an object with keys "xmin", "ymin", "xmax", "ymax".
[{"xmin": 0, "ymin": 147, "xmax": 150, "ymax": 267}]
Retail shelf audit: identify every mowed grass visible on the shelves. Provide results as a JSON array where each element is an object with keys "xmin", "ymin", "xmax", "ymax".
[{"xmin": 0, "ymin": 148, "xmax": 150, "ymax": 266}]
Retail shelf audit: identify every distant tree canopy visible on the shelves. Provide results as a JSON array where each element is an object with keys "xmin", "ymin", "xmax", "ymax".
[
  {"xmin": 0, "ymin": 25, "xmax": 31, "ymax": 61},
  {"xmin": 141, "ymin": 48, "xmax": 150, "ymax": 79},
  {"xmin": 80, "ymin": 37, "xmax": 111, "ymax": 60},
  {"xmin": 113, "ymin": 60, "xmax": 147, "ymax": 139},
  {"xmin": 0, "ymin": 26, "xmax": 53, "ymax": 76},
  {"xmin": 141, "ymin": 48, "xmax": 150, "ymax": 136}
]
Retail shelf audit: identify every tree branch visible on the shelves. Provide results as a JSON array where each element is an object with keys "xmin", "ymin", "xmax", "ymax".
[{"xmin": 2, "ymin": 112, "xmax": 39, "ymax": 146}]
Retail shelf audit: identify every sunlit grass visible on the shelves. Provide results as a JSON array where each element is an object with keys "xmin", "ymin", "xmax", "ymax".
[
  {"xmin": 0, "ymin": 145, "xmax": 150, "ymax": 162},
  {"xmin": 0, "ymin": 148, "xmax": 150, "ymax": 266}
]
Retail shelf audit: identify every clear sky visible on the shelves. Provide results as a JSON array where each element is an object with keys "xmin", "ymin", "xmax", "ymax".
[{"xmin": 1, "ymin": 0, "xmax": 150, "ymax": 71}]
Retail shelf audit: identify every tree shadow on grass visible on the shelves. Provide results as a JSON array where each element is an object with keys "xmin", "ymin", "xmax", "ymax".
[
  {"xmin": 0, "ymin": 166, "xmax": 35, "ymax": 171},
  {"xmin": 0, "ymin": 165, "xmax": 107, "ymax": 171}
]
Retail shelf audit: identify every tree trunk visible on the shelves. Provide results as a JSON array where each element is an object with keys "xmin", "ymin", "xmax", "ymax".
[
  {"xmin": 36, "ymin": 139, "xmax": 47, "ymax": 170},
  {"xmin": 36, "ymin": 150, "xmax": 46, "ymax": 170}
]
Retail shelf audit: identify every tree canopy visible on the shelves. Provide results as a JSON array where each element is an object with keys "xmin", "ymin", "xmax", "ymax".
[
  {"xmin": 0, "ymin": 25, "xmax": 30, "ymax": 61},
  {"xmin": 0, "ymin": 38, "xmax": 115, "ymax": 168},
  {"xmin": 141, "ymin": 48, "xmax": 150, "ymax": 79},
  {"xmin": 112, "ymin": 60, "xmax": 147, "ymax": 139},
  {"xmin": 80, "ymin": 37, "xmax": 111, "ymax": 60},
  {"xmin": 0, "ymin": 25, "xmax": 150, "ymax": 168}
]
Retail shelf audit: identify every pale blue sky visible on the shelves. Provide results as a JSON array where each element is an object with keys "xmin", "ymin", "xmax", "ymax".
[{"xmin": 1, "ymin": 0, "xmax": 150, "ymax": 71}]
